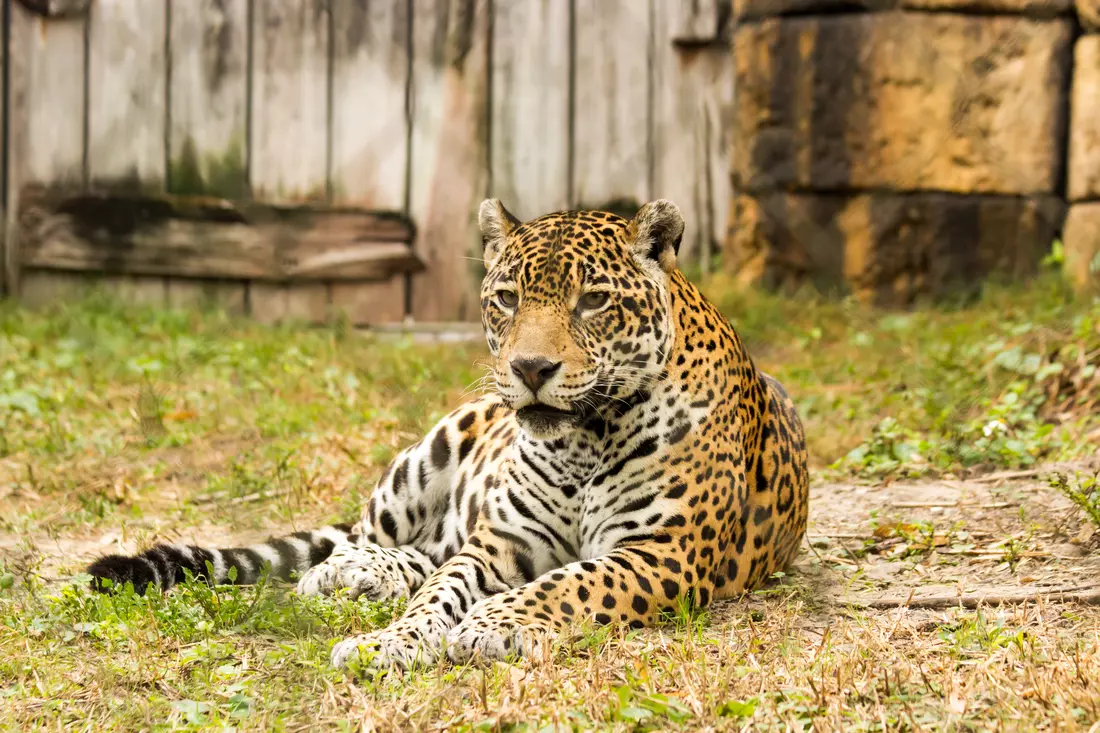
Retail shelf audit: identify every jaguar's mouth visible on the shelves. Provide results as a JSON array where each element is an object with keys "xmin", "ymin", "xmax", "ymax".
[
  {"xmin": 516, "ymin": 403, "xmax": 575, "ymax": 421},
  {"xmin": 515, "ymin": 402, "xmax": 580, "ymax": 436}
]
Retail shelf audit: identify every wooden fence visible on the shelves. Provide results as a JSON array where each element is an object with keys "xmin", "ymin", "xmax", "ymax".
[{"xmin": 0, "ymin": 0, "xmax": 732, "ymax": 325}]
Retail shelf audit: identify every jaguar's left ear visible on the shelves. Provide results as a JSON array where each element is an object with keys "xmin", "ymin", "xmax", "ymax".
[
  {"xmin": 478, "ymin": 199, "xmax": 522, "ymax": 268},
  {"xmin": 628, "ymin": 199, "xmax": 683, "ymax": 273}
]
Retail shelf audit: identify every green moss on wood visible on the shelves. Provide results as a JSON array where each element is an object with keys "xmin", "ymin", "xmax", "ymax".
[{"xmin": 169, "ymin": 136, "xmax": 248, "ymax": 199}]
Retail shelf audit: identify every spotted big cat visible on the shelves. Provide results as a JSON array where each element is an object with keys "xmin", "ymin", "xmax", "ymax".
[{"xmin": 85, "ymin": 199, "xmax": 810, "ymax": 669}]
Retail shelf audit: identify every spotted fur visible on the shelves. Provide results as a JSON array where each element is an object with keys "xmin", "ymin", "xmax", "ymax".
[{"xmin": 84, "ymin": 199, "xmax": 810, "ymax": 671}]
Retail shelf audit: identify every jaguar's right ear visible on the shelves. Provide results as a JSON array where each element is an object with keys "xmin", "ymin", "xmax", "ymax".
[{"xmin": 478, "ymin": 199, "xmax": 521, "ymax": 268}]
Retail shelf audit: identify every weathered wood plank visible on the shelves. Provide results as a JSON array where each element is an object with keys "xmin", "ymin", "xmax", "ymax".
[
  {"xmin": 671, "ymin": 0, "xmax": 731, "ymax": 43},
  {"xmin": 17, "ymin": 188, "xmax": 421, "ymax": 282},
  {"xmin": 166, "ymin": 279, "xmax": 247, "ymax": 315},
  {"xmin": 329, "ymin": 0, "xmax": 408, "ymax": 209},
  {"xmin": 1, "ymin": 11, "xmax": 6, "ymax": 296},
  {"xmin": 7, "ymin": 4, "xmax": 86, "ymax": 186},
  {"xmin": 328, "ymin": 0, "xmax": 411, "ymax": 326},
  {"xmin": 248, "ymin": 282, "xmax": 331, "ymax": 326},
  {"xmin": 86, "ymin": 0, "xmax": 167, "ymax": 189},
  {"xmin": 652, "ymin": 0, "xmax": 733, "ymax": 275},
  {"xmin": 250, "ymin": 0, "xmax": 329, "ymax": 203},
  {"xmin": 572, "ymin": 0, "xmax": 653, "ymax": 212},
  {"xmin": 249, "ymin": 0, "xmax": 331, "ymax": 324},
  {"xmin": 410, "ymin": 0, "xmax": 491, "ymax": 322},
  {"xmin": 168, "ymin": 0, "xmax": 249, "ymax": 198},
  {"xmin": 6, "ymin": 3, "xmax": 89, "ymax": 297},
  {"xmin": 19, "ymin": 270, "xmax": 95, "ymax": 309},
  {"xmin": 20, "ymin": 268, "xmax": 167, "ymax": 309},
  {"xmin": 490, "ymin": 0, "xmax": 570, "ymax": 218}
]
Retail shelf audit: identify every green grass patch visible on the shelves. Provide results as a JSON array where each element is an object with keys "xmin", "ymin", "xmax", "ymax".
[
  {"xmin": 0, "ymin": 278, "xmax": 1098, "ymax": 730},
  {"xmin": 704, "ymin": 273, "xmax": 1099, "ymax": 477}
]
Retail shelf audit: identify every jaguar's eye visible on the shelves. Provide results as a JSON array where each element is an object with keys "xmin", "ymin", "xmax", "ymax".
[
  {"xmin": 497, "ymin": 289, "xmax": 519, "ymax": 309},
  {"xmin": 578, "ymin": 291, "xmax": 610, "ymax": 311}
]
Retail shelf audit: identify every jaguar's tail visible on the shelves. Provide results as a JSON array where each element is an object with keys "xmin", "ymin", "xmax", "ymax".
[{"xmin": 84, "ymin": 523, "xmax": 355, "ymax": 594}]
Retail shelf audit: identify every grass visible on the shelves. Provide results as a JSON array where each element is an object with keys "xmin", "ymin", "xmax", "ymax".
[
  {"xmin": 1, "ymin": 275, "xmax": 1098, "ymax": 730},
  {"xmin": 704, "ymin": 273, "xmax": 1099, "ymax": 478},
  {"xmin": 1051, "ymin": 471, "xmax": 1100, "ymax": 532}
]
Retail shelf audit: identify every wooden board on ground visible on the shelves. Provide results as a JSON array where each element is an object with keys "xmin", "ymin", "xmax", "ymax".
[
  {"xmin": 572, "ymin": 0, "xmax": 653, "ymax": 212},
  {"xmin": 249, "ymin": 0, "xmax": 332, "ymax": 323},
  {"xmin": 489, "ymin": 0, "xmax": 571, "ymax": 219},
  {"xmin": 328, "ymin": 0, "xmax": 411, "ymax": 326},
  {"xmin": 410, "ymin": 0, "xmax": 491, "ymax": 322},
  {"xmin": 16, "ymin": 188, "xmax": 421, "ymax": 282},
  {"xmin": 168, "ymin": 0, "xmax": 250, "ymax": 199},
  {"xmin": 6, "ymin": 3, "xmax": 89, "ymax": 296}
]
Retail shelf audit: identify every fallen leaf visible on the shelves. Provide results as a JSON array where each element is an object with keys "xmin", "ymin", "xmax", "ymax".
[{"xmin": 165, "ymin": 409, "xmax": 197, "ymax": 422}]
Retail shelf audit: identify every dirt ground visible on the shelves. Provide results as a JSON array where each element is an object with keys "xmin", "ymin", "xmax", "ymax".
[
  {"xmin": 4, "ymin": 461, "xmax": 1098, "ymax": 615},
  {"xmin": 3, "ymin": 460, "xmax": 1099, "ymax": 730}
]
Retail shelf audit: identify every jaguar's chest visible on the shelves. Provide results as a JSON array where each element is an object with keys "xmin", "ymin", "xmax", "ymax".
[{"xmin": 498, "ymin": 382, "xmax": 714, "ymax": 562}]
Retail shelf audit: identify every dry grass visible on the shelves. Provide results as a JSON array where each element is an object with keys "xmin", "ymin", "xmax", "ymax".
[{"xmin": 1, "ymin": 279, "xmax": 1098, "ymax": 731}]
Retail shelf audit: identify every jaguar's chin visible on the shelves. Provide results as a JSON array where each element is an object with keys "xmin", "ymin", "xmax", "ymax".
[{"xmin": 514, "ymin": 403, "xmax": 581, "ymax": 439}]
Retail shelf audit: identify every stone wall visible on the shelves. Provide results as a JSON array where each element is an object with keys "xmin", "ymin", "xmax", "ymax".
[{"xmin": 725, "ymin": 0, "xmax": 1096, "ymax": 304}]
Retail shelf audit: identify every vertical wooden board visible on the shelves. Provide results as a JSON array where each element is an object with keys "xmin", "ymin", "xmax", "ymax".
[
  {"xmin": 328, "ymin": 279, "xmax": 406, "ymax": 326},
  {"xmin": 490, "ymin": 0, "xmax": 570, "ymax": 218},
  {"xmin": 328, "ymin": 0, "xmax": 411, "ymax": 326},
  {"xmin": 19, "ymin": 271, "xmax": 95, "ymax": 310},
  {"xmin": 672, "ymin": 0, "xmax": 727, "ymax": 42},
  {"xmin": 21, "ymin": 270, "xmax": 166, "ymax": 309},
  {"xmin": 250, "ymin": 0, "xmax": 329, "ymax": 203},
  {"xmin": 101, "ymin": 275, "xmax": 168, "ymax": 306},
  {"xmin": 248, "ymin": 282, "xmax": 330, "ymax": 326},
  {"xmin": 410, "ymin": 0, "xmax": 491, "ymax": 322},
  {"xmin": 572, "ymin": 0, "xmax": 652, "ymax": 211},
  {"xmin": 86, "ymin": 0, "xmax": 167, "ymax": 189},
  {"xmin": 7, "ymin": 5, "xmax": 86, "ymax": 186},
  {"xmin": 651, "ymin": 0, "xmax": 732, "ymax": 275},
  {"xmin": 250, "ymin": 0, "xmax": 331, "ymax": 324},
  {"xmin": 6, "ymin": 5, "xmax": 88, "ymax": 296},
  {"xmin": 1, "ymin": 13, "xmax": 5, "ymax": 297},
  {"xmin": 166, "ymin": 279, "xmax": 247, "ymax": 315},
  {"xmin": 329, "ymin": 0, "xmax": 408, "ymax": 209},
  {"xmin": 168, "ymin": 0, "xmax": 249, "ymax": 198},
  {"xmin": 702, "ymin": 49, "xmax": 733, "ymax": 275}
]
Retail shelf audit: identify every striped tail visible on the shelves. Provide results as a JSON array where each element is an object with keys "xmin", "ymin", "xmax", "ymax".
[{"xmin": 84, "ymin": 524, "xmax": 354, "ymax": 594}]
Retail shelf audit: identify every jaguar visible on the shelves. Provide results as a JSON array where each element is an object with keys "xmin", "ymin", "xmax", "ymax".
[{"xmin": 85, "ymin": 198, "xmax": 810, "ymax": 670}]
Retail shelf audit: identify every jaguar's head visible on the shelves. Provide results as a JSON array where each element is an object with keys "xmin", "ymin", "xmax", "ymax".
[{"xmin": 478, "ymin": 199, "xmax": 683, "ymax": 439}]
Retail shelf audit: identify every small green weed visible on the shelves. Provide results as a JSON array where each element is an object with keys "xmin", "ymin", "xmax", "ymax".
[{"xmin": 1050, "ymin": 470, "xmax": 1100, "ymax": 531}]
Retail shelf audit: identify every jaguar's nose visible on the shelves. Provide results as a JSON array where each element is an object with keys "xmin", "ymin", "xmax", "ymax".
[{"xmin": 510, "ymin": 356, "xmax": 562, "ymax": 395}]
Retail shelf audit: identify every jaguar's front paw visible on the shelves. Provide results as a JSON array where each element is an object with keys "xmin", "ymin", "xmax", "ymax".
[
  {"xmin": 445, "ymin": 615, "xmax": 552, "ymax": 665},
  {"xmin": 331, "ymin": 617, "xmax": 447, "ymax": 671},
  {"xmin": 296, "ymin": 545, "xmax": 411, "ymax": 601}
]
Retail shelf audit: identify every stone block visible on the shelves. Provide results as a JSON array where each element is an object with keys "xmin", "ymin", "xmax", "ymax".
[
  {"xmin": 1069, "ymin": 36, "xmax": 1100, "ymax": 202},
  {"xmin": 733, "ymin": 14, "xmax": 1072, "ymax": 196},
  {"xmin": 1078, "ymin": 0, "xmax": 1100, "ymax": 31},
  {"xmin": 734, "ymin": 0, "xmax": 1071, "ymax": 18},
  {"xmin": 1062, "ymin": 204, "xmax": 1100, "ymax": 294},
  {"xmin": 726, "ymin": 191, "xmax": 1064, "ymax": 305},
  {"xmin": 902, "ymin": 0, "xmax": 1070, "ymax": 13}
]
